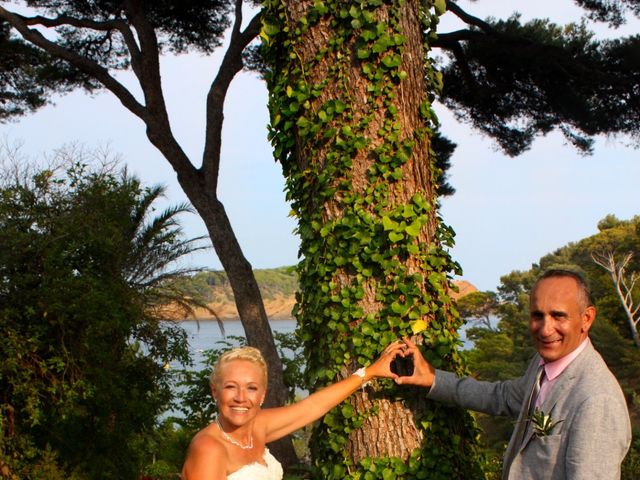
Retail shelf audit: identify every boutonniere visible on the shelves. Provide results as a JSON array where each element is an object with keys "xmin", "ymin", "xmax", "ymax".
[{"xmin": 530, "ymin": 408, "xmax": 563, "ymax": 437}]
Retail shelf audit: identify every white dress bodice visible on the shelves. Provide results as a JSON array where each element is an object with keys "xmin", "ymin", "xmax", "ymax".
[{"xmin": 227, "ymin": 448, "xmax": 283, "ymax": 480}]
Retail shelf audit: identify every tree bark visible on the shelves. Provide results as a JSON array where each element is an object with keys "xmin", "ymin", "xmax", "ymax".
[{"xmin": 288, "ymin": 0, "xmax": 432, "ymax": 460}]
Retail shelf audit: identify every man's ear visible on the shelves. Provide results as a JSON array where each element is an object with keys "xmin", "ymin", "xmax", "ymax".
[{"xmin": 582, "ymin": 306, "xmax": 596, "ymax": 333}]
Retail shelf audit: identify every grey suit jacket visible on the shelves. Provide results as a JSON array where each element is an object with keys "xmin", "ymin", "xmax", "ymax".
[{"xmin": 428, "ymin": 341, "xmax": 631, "ymax": 479}]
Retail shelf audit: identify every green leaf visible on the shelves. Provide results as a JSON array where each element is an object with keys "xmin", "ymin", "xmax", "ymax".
[
  {"xmin": 407, "ymin": 244, "xmax": 419, "ymax": 254},
  {"xmin": 372, "ymin": 34, "xmax": 392, "ymax": 53},
  {"xmin": 383, "ymin": 468, "xmax": 397, "ymax": 480},
  {"xmin": 313, "ymin": 1, "xmax": 328, "ymax": 15},
  {"xmin": 334, "ymin": 100, "xmax": 347, "ymax": 113},
  {"xmin": 391, "ymin": 301, "xmax": 408, "ymax": 315},
  {"xmin": 260, "ymin": 22, "xmax": 280, "ymax": 40},
  {"xmin": 357, "ymin": 48, "xmax": 371, "ymax": 59},
  {"xmin": 405, "ymin": 221, "xmax": 422, "ymax": 237},
  {"xmin": 361, "ymin": 29, "xmax": 376, "ymax": 41},
  {"xmin": 381, "ymin": 54, "xmax": 402, "ymax": 69},
  {"xmin": 389, "ymin": 231, "xmax": 404, "ymax": 242},
  {"xmin": 402, "ymin": 204, "xmax": 415, "ymax": 218},
  {"xmin": 382, "ymin": 216, "xmax": 397, "ymax": 231},
  {"xmin": 341, "ymin": 125, "xmax": 354, "ymax": 137}
]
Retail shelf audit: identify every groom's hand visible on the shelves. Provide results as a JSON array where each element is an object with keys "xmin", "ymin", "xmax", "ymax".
[{"xmin": 393, "ymin": 337, "xmax": 435, "ymax": 388}]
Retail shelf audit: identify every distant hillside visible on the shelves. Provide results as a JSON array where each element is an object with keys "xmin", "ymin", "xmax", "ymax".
[
  {"xmin": 169, "ymin": 268, "xmax": 476, "ymax": 320},
  {"xmin": 451, "ymin": 280, "xmax": 477, "ymax": 299}
]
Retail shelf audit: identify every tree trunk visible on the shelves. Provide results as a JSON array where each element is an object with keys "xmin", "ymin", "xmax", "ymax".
[
  {"xmin": 264, "ymin": 0, "xmax": 482, "ymax": 477},
  {"xmin": 165, "ymin": 165, "xmax": 299, "ymax": 468}
]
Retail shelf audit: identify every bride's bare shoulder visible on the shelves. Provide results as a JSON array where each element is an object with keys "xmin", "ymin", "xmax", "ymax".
[
  {"xmin": 181, "ymin": 427, "xmax": 227, "ymax": 480},
  {"xmin": 190, "ymin": 425, "xmax": 226, "ymax": 454}
]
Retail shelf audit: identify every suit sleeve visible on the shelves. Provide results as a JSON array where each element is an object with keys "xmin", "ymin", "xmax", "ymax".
[
  {"xmin": 565, "ymin": 393, "xmax": 631, "ymax": 479},
  {"xmin": 427, "ymin": 368, "xmax": 531, "ymax": 419}
]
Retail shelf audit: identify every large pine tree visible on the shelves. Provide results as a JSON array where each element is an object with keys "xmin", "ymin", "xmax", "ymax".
[{"xmin": 262, "ymin": 1, "xmax": 482, "ymax": 476}]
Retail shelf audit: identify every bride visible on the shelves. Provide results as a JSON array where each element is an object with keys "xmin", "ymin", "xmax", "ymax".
[{"xmin": 180, "ymin": 344, "xmax": 400, "ymax": 479}]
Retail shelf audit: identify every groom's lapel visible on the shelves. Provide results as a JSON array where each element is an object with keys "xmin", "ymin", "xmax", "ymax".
[{"xmin": 521, "ymin": 346, "xmax": 591, "ymax": 448}]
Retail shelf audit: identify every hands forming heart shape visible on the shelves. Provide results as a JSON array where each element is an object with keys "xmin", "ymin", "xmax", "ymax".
[
  {"xmin": 376, "ymin": 338, "xmax": 434, "ymax": 387},
  {"xmin": 390, "ymin": 352, "xmax": 414, "ymax": 376}
]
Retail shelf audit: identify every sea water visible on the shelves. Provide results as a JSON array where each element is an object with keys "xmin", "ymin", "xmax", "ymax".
[
  {"xmin": 176, "ymin": 316, "xmax": 478, "ymax": 370},
  {"xmin": 177, "ymin": 318, "xmax": 298, "ymax": 368}
]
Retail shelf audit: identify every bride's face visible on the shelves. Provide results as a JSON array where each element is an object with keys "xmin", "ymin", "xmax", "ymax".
[{"xmin": 213, "ymin": 359, "xmax": 266, "ymax": 426}]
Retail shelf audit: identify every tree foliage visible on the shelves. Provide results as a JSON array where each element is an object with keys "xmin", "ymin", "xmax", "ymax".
[
  {"xmin": 574, "ymin": 0, "xmax": 640, "ymax": 27},
  {"xmin": 433, "ymin": 1, "xmax": 640, "ymax": 155},
  {"xmin": 0, "ymin": 155, "xmax": 202, "ymax": 479},
  {"xmin": 457, "ymin": 290, "xmax": 498, "ymax": 330}
]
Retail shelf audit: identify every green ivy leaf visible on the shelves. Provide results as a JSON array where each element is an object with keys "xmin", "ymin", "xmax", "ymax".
[
  {"xmin": 361, "ymin": 29, "xmax": 376, "ymax": 41},
  {"xmin": 260, "ymin": 21, "xmax": 280, "ymax": 40},
  {"xmin": 405, "ymin": 220, "xmax": 422, "ymax": 237},
  {"xmin": 357, "ymin": 47, "xmax": 371, "ymax": 59},
  {"xmin": 407, "ymin": 244, "xmax": 419, "ymax": 254},
  {"xmin": 390, "ymin": 301, "xmax": 408, "ymax": 315},
  {"xmin": 389, "ymin": 231, "xmax": 404, "ymax": 242},
  {"xmin": 382, "ymin": 216, "xmax": 397, "ymax": 231},
  {"xmin": 313, "ymin": 1, "xmax": 328, "ymax": 15},
  {"xmin": 402, "ymin": 204, "xmax": 415, "ymax": 218},
  {"xmin": 342, "ymin": 403, "xmax": 354, "ymax": 419},
  {"xmin": 381, "ymin": 54, "xmax": 402, "ymax": 69}
]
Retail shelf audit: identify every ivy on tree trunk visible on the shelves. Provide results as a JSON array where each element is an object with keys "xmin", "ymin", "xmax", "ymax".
[{"xmin": 262, "ymin": 0, "xmax": 483, "ymax": 477}]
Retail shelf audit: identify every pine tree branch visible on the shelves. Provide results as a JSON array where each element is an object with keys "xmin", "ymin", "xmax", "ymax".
[
  {"xmin": 202, "ymin": 2, "xmax": 262, "ymax": 193},
  {"xmin": 0, "ymin": 5, "xmax": 146, "ymax": 120},
  {"xmin": 20, "ymin": 12, "xmax": 122, "ymax": 31},
  {"xmin": 445, "ymin": 1, "xmax": 496, "ymax": 34},
  {"xmin": 117, "ymin": 0, "xmax": 198, "ymax": 186}
]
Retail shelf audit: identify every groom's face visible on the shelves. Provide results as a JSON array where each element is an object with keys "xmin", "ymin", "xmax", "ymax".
[{"xmin": 529, "ymin": 276, "xmax": 595, "ymax": 362}]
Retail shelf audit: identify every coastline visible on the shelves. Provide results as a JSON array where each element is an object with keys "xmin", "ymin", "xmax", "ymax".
[
  {"xmin": 167, "ymin": 280, "xmax": 476, "ymax": 322},
  {"xmin": 168, "ymin": 295, "xmax": 296, "ymax": 321}
]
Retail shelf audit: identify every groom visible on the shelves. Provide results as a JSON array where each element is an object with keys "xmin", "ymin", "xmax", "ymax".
[{"xmin": 393, "ymin": 269, "xmax": 631, "ymax": 479}]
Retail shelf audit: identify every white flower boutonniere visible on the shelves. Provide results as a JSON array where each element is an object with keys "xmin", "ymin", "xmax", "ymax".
[{"xmin": 530, "ymin": 408, "xmax": 563, "ymax": 437}]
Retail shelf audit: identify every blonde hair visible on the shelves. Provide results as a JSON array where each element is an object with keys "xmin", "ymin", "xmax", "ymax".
[{"xmin": 210, "ymin": 346, "xmax": 268, "ymax": 387}]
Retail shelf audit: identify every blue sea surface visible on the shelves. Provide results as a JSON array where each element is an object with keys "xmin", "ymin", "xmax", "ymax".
[
  {"xmin": 177, "ymin": 318, "xmax": 297, "ymax": 369},
  {"xmin": 175, "ymin": 316, "xmax": 483, "ymax": 371}
]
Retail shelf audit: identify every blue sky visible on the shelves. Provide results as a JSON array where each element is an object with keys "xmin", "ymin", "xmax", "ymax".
[{"xmin": 1, "ymin": 1, "xmax": 638, "ymax": 291}]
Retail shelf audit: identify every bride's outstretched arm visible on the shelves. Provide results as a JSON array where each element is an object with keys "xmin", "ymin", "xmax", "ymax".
[{"xmin": 258, "ymin": 340, "xmax": 405, "ymax": 442}]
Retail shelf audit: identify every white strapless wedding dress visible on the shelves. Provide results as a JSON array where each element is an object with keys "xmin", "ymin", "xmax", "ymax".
[{"xmin": 227, "ymin": 448, "xmax": 283, "ymax": 480}]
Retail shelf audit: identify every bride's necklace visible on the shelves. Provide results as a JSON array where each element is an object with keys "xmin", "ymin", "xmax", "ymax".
[{"xmin": 216, "ymin": 416, "xmax": 254, "ymax": 450}]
